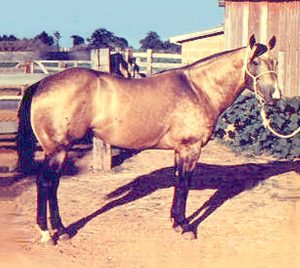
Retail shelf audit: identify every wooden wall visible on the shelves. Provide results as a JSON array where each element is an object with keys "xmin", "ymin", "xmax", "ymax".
[
  {"xmin": 181, "ymin": 33, "xmax": 225, "ymax": 65},
  {"xmin": 224, "ymin": 0, "xmax": 300, "ymax": 97}
]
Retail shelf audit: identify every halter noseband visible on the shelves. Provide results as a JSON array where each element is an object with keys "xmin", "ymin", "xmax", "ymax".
[
  {"xmin": 245, "ymin": 64, "xmax": 278, "ymax": 105},
  {"xmin": 244, "ymin": 49, "xmax": 300, "ymax": 138}
]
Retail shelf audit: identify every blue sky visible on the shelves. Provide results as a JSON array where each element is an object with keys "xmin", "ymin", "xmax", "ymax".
[{"xmin": 0, "ymin": 0, "xmax": 224, "ymax": 48}]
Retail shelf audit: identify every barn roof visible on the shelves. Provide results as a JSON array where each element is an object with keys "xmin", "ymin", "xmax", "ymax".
[
  {"xmin": 169, "ymin": 26, "xmax": 224, "ymax": 45},
  {"xmin": 219, "ymin": 0, "xmax": 290, "ymax": 6}
]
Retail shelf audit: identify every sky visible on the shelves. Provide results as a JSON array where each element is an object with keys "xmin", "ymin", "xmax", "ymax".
[{"xmin": 0, "ymin": 0, "xmax": 224, "ymax": 48}]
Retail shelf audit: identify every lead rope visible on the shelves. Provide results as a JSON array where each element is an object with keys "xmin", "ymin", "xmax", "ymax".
[{"xmin": 245, "ymin": 65, "xmax": 300, "ymax": 139}]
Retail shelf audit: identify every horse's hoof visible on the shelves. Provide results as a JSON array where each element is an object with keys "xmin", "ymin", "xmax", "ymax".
[
  {"xmin": 171, "ymin": 217, "xmax": 182, "ymax": 232},
  {"xmin": 38, "ymin": 229, "xmax": 56, "ymax": 245},
  {"xmin": 172, "ymin": 223, "xmax": 184, "ymax": 233},
  {"xmin": 40, "ymin": 234, "xmax": 56, "ymax": 246},
  {"xmin": 43, "ymin": 237, "xmax": 56, "ymax": 246},
  {"xmin": 58, "ymin": 232, "xmax": 71, "ymax": 241},
  {"xmin": 171, "ymin": 220, "xmax": 189, "ymax": 234},
  {"xmin": 182, "ymin": 230, "xmax": 197, "ymax": 240}
]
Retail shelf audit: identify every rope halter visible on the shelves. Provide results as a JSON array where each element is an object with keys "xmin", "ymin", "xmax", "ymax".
[
  {"xmin": 245, "ymin": 55, "xmax": 300, "ymax": 139},
  {"xmin": 245, "ymin": 66, "xmax": 278, "ymax": 105}
]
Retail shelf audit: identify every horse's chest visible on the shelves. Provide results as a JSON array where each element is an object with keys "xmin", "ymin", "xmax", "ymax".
[
  {"xmin": 176, "ymin": 100, "xmax": 213, "ymax": 125},
  {"xmin": 170, "ymin": 101, "xmax": 215, "ymax": 144}
]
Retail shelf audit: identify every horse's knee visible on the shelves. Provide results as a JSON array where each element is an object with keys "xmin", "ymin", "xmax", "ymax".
[
  {"xmin": 46, "ymin": 149, "xmax": 67, "ymax": 174},
  {"xmin": 176, "ymin": 143, "xmax": 201, "ymax": 178}
]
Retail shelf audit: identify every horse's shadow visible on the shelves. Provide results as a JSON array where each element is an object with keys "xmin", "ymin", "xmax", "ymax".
[{"xmin": 65, "ymin": 160, "xmax": 299, "ymax": 238}]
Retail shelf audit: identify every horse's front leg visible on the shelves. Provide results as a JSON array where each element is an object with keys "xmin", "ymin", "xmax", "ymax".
[{"xmin": 171, "ymin": 142, "xmax": 201, "ymax": 239}]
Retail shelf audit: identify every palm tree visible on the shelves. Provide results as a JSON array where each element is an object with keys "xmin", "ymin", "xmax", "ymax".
[{"xmin": 54, "ymin": 31, "xmax": 61, "ymax": 50}]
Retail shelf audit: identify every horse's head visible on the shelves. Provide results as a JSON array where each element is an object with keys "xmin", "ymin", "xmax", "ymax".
[{"xmin": 245, "ymin": 35, "xmax": 281, "ymax": 105}]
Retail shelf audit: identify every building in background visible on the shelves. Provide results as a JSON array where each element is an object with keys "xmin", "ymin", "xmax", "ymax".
[
  {"xmin": 219, "ymin": 0, "xmax": 300, "ymax": 97},
  {"xmin": 170, "ymin": 26, "xmax": 224, "ymax": 65}
]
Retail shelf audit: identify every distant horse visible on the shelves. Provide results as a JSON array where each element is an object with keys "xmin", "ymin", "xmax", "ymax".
[
  {"xmin": 127, "ymin": 56, "xmax": 146, "ymax": 78},
  {"xmin": 17, "ymin": 35, "xmax": 280, "ymax": 244},
  {"xmin": 110, "ymin": 52, "xmax": 131, "ymax": 77},
  {"xmin": 110, "ymin": 51, "xmax": 146, "ymax": 78}
]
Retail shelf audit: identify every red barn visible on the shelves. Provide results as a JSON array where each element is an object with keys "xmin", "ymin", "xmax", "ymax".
[{"xmin": 219, "ymin": 0, "xmax": 300, "ymax": 97}]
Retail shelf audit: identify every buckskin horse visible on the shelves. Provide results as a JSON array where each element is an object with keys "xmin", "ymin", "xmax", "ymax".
[{"xmin": 17, "ymin": 35, "xmax": 280, "ymax": 244}]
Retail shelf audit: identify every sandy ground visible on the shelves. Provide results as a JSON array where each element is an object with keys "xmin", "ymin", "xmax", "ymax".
[{"xmin": 0, "ymin": 141, "xmax": 300, "ymax": 268}]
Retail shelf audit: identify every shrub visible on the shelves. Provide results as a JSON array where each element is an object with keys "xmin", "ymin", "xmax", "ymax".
[{"xmin": 214, "ymin": 93, "xmax": 300, "ymax": 159}]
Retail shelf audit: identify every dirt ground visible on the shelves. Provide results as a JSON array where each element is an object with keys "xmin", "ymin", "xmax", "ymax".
[{"xmin": 0, "ymin": 141, "xmax": 299, "ymax": 268}]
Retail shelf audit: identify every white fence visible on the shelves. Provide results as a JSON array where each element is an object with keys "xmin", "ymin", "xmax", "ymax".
[
  {"xmin": 0, "ymin": 49, "xmax": 182, "ymax": 76},
  {"xmin": 133, "ymin": 50, "xmax": 182, "ymax": 74},
  {"xmin": 0, "ymin": 60, "xmax": 91, "ymax": 74}
]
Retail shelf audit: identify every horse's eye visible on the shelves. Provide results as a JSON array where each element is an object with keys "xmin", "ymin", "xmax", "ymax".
[{"xmin": 253, "ymin": 60, "xmax": 259, "ymax": 66}]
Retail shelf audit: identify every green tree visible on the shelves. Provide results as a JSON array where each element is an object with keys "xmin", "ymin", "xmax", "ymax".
[
  {"xmin": 88, "ymin": 28, "xmax": 128, "ymax": 49},
  {"xmin": 162, "ymin": 40, "xmax": 181, "ymax": 53},
  {"xmin": 0, "ymin": 35, "xmax": 18, "ymax": 41},
  {"xmin": 71, "ymin": 35, "xmax": 85, "ymax": 46},
  {"xmin": 113, "ymin": 37, "xmax": 129, "ymax": 49},
  {"xmin": 139, "ymin": 31, "xmax": 181, "ymax": 52},
  {"xmin": 139, "ymin": 31, "xmax": 164, "ymax": 50},
  {"xmin": 34, "ymin": 31, "xmax": 54, "ymax": 46},
  {"xmin": 54, "ymin": 31, "xmax": 61, "ymax": 49}
]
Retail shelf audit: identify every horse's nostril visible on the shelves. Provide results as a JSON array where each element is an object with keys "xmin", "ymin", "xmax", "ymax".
[
  {"xmin": 268, "ymin": 99, "xmax": 277, "ymax": 106},
  {"xmin": 271, "ymin": 88, "xmax": 281, "ymax": 99}
]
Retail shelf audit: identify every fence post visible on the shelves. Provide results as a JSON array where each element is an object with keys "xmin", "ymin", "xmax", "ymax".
[
  {"xmin": 124, "ymin": 48, "xmax": 134, "ymax": 77},
  {"xmin": 58, "ymin": 61, "xmax": 67, "ymax": 70},
  {"xmin": 90, "ymin": 48, "xmax": 112, "ymax": 172},
  {"xmin": 24, "ymin": 61, "xmax": 34, "ymax": 74},
  {"xmin": 91, "ymin": 48, "xmax": 111, "ymax": 72},
  {"xmin": 92, "ymin": 137, "xmax": 111, "ymax": 172},
  {"xmin": 146, "ymin": 49, "xmax": 153, "ymax": 75}
]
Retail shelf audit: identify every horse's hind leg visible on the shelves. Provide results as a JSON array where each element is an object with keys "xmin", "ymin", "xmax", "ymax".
[
  {"xmin": 171, "ymin": 142, "xmax": 201, "ymax": 239},
  {"xmin": 36, "ymin": 165, "xmax": 51, "ymax": 244},
  {"xmin": 48, "ymin": 149, "xmax": 71, "ymax": 240},
  {"xmin": 36, "ymin": 148, "xmax": 68, "ymax": 244}
]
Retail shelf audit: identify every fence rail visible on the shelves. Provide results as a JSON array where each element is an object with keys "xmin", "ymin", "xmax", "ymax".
[
  {"xmin": 0, "ymin": 50, "xmax": 182, "ymax": 76},
  {"xmin": 0, "ymin": 60, "xmax": 92, "ymax": 74},
  {"xmin": 133, "ymin": 50, "xmax": 182, "ymax": 74}
]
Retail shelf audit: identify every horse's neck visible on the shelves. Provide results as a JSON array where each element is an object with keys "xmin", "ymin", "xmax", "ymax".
[{"xmin": 186, "ymin": 48, "xmax": 247, "ymax": 117}]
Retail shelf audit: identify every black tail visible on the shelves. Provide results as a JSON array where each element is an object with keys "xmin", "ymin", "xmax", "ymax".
[{"xmin": 16, "ymin": 83, "xmax": 39, "ymax": 174}]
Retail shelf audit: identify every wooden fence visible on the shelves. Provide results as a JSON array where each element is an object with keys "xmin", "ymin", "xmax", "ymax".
[
  {"xmin": 133, "ymin": 50, "xmax": 182, "ymax": 74},
  {"xmin": 0, "ymin": 49, "xmax": 182, "ymax": 76},
  {"xmin": 0, "ymin": 60, "xmax": 91, "ymax": 74}
]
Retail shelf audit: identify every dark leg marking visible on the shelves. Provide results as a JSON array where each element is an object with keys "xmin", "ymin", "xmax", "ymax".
[
  {"xmin": 36, "ymin": 149, "xmax": 69, "ymax": 243},
  {"xmin": 171, "ymin": 143, "xmax": 201, "ymax": 237}
]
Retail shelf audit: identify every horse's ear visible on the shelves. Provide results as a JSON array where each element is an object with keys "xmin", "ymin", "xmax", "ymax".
[
  {"xmin": 248, "ymin": 34, "xmax": 267, "ymax": 59},
  {"xmin": 249, "ymin": 34, "xmax": 256, "ymax": 49},
  {"xmin": 268, "ymin": 36, "xmax": 276, "ymax": 50},
  {"xmin": 253, "ymin": 44, "xmax": 268, "ymax": 58}
]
